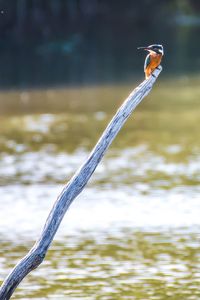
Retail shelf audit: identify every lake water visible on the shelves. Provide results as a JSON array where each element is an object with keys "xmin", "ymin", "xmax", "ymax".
[{"xmin": 0, "ymin": 77, "xmax": 200, "ymax": 299}]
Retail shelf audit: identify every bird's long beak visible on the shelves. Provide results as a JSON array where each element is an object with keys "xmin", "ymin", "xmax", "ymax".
[{"xmin": 137, "ymin": 46, "xmax": 148, "ymax": 51}]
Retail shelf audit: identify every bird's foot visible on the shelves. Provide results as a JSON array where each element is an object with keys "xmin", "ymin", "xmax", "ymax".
[{"xmin": 156, "ymin": 65, "xmax": 162, "ymax": 71}]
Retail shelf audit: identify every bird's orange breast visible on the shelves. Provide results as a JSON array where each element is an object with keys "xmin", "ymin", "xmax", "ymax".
[{"xmin": 145, "ymin": 53, "xmax": 162, "ymax": 79}]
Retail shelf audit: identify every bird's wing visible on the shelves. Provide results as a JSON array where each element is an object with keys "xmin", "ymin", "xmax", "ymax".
[{"xmin": 144, "ymin": 54, "xmax": 151, "ymax": 72}]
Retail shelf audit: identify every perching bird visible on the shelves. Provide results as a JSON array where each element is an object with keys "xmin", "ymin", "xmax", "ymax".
[{"xmin": 137, "ymin": 44, "xmax": 164, "ymax": 79}]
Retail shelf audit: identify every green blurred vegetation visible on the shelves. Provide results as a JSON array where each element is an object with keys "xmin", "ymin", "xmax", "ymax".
[
  {"xmin": 0, "ymin": 0, "xmax": 199, "ymax": 44},
  {"xmin": 0, "ymin": 0, "xmax": 200, "ymax": 88}
]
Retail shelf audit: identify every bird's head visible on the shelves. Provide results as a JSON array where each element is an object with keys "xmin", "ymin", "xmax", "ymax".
[{"xmin": 137, "ymin": 44, "xmax": 164, "ymax": 55}]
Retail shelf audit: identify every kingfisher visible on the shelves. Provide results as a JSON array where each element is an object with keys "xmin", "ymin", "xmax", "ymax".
[{"xmin": 137, "ymin": 44, "xmax": 164, "ymax": 79}]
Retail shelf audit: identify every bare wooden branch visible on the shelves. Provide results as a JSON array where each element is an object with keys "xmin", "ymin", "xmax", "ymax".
[{"xmin": 0, "ymin": 66, "xmax": 162, "ymax": 299}]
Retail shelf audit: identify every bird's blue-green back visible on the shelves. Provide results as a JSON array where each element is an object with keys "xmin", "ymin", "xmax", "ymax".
[{"xmin": 144, "ymin": 54, "xmax": 151, "ymax": 72}]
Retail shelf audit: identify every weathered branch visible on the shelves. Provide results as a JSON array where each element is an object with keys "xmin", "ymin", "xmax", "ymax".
[{"xmin": 0, "ymin": 66, "xmax": 162, "ymax": 299}]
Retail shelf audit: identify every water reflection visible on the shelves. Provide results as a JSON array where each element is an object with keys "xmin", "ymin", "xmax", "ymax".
[
  {"xmin": 0, "ymin": 79, "xmax": 200, "ymax": 299},
  {"xmin": 1, "ymin": 230, "xmax": 200, "ymax": 299},
  {"xmin": 0, "ymin": 146, "xmax": 199, "ymax": 186}
]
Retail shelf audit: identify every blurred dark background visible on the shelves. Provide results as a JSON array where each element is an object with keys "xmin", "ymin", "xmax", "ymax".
[{"xmin": 0, "ymin": 0, "xmax": 200, "ymax": 89}]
